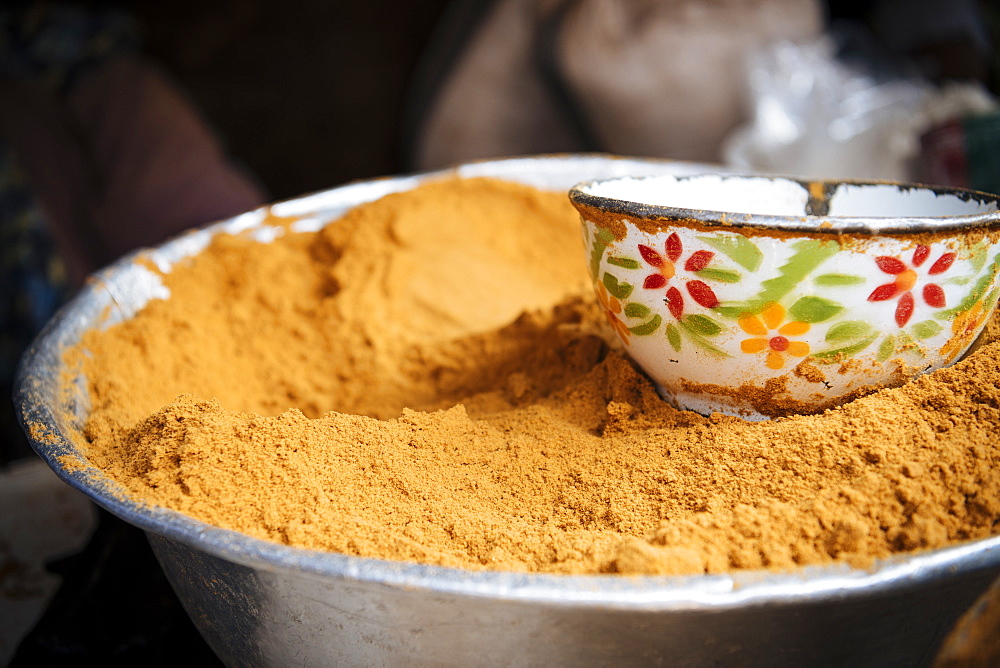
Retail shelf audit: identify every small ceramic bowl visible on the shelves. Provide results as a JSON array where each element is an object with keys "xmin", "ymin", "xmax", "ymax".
[{"xmin": 570, "ymin": 174, "xmax": 1000, "ymax": 420}]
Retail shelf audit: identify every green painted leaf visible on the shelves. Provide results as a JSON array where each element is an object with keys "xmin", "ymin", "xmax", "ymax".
[
  {"xmin": 814, "ymin": 273, "xmax": 866, "ymax": 286},
  {"xmin": 666, "ymin": 323, "xmax": 682, "ymax": 352},
  {"xmin": 608, "ymin": 256, "xmax": 641, "ymax": 269},
  {"xmin": 943, "ymin": 275, "xmax": 973, "ymax": 286},
  {"xmin": 987, "ymin": 287, "xmax": 1000, "ymax": 311},
  {"xmin": 602, "ymin": 272, "xmax": 634, "ymax": 300},
  {"xmin": 588, "ymin": 227, "xmax": 615, "ymax": 279},
  {"xmin": 788, "ymin": 296, "xmax": 843, "ymax": 323},
  {"xmin": 624, "ymin": 302, "xmax": 651, "ymax": 318},
  {"xmin": 697, "ymin": 267, "xmax": 741, "ymax": 283},
  {"xmin": 720, "ymin": 239, "xmax": 840, "ymax": 316},
  {"xmin": 679, "ymin": 319, "xmax": 731, "ymax": 357},
  {"xmin": 813, "ymin": 334, "xmax": 878, "ymax": 363},
  {"xmin": 757, "ymin": 240, "xmax": 840, "ymax": 303},
  {"xmin": 682, "ymin": 314, "xmax": 723, "ymax": 336},
  {"xmin": 877, "ymin": 335, "xmax": 896, "ymax": 362},
  {"xmin": 629, "ymin": 314, "xmax": 662, "ymax": 336},
  {"xmin": 713, "ymin": 303, "xmax": 749, "ymax": 319},
  {"xmin": 697, "ymin": 234, "xmax": 763, "ymax": 271},
  {"xmin": 825, "ymin": 321, "xmax": 874, "ymax": 343},
  {"xmin": 911, "ymin": 320, "xmax": 943, "ymax": 340},
  {"xmin": 936, "ymin": 251, "xmax": 1000, "ymax": 318},
  {"xmin": 969, "ymin": 240, "xmax": 989, "ymax": 272},
  {"xmin": 895, "ymin": 332, "xmax": 924, "ymax": 358},
  {"xmin": 977, "ymin": 286, "xmax": 1000, "ymax": 324}
]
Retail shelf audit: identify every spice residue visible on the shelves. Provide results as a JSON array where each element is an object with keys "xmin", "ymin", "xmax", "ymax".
[{"xmin": 67, "ymin": 177, "xmax": 1000, "ymax": 575}]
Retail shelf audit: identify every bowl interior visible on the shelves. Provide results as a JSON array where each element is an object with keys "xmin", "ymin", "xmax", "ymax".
[
  {"xmin": 574, "ymin": 174, "xmax": 1000, "ymax": 230},
  {"xmin": 828, "ymin": 182, "xmax": 997, "ymax": 218}
]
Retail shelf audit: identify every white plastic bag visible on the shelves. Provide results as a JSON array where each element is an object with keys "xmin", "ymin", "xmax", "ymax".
[{"xmin": 723, "ymin": 37, "xmax": 945, "ymax": 181}]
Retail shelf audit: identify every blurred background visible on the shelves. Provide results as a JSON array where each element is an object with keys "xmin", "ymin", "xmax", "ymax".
[
  {"xmin": 149, "ymin": 0, "xmax": 1000, "ymax": 197},
  {"xmin": 138, "ymin": 0, "xmax": 453, "ymax": 200},
  {"xmin": 2, "ymin": 0, "xmax": 999, "ymax": 664}
]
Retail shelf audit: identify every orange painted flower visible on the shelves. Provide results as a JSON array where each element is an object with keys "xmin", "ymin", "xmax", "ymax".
[
  {"xmin": 596, "ymin": 282, "xmax": 631, "ymax": 344},
  {"xmin": 940, "ymin": 301, "xmax": 987, "ymax": 361},
  {"xmin": 739, "ymin": 302, "xmax": 810, "ymax": 370}
]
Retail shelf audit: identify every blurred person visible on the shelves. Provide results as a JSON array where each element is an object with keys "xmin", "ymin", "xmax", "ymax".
[
  {"xmin": 1, "ymin": 4, "xmax": 262, "ymax": 663},
  {"xmin": 0, "ymin": 2, "xmax": 265, "ymax": 464},
  {"xmin": 404, "ymin": 0, "xmax": 996, "ymax": 173},
  {"xmin": 405, "ymin": 0, "xmax": 825, "ymax": 170}
]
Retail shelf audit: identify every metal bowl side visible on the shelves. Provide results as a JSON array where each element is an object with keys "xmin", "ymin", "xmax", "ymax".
[{"xmin": 15, "ymin": 154, "xmax": 1000, "ymax": 666}]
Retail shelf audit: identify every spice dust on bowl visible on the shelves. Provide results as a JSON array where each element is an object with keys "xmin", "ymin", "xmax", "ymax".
[{"xmin": 15, "ymin": 156, "xmax": 1000, "ymax": 666}]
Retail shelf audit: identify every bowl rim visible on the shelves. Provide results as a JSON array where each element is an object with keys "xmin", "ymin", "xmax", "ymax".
[
  {"xmin": 15, "ymin": 154, "xmax": 1000, "ymax": 611},
  {"xmin": 569, "ymin": 173, "xmax": 1000, "ymax": 236}
]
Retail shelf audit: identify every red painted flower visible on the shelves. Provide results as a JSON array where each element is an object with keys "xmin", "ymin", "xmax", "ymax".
[
  {"xmin": 638, "ymin": 233, "xmax": 719, "ymax": 320},
  {"xmin": 867, "ymin": 244, "xmax": 954, "ymax": 327}
]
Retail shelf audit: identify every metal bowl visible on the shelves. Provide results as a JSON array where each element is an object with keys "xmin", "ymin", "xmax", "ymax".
[{"xmin": 15, "ymin": 155, "xmax": 1000, "ymax": 666}]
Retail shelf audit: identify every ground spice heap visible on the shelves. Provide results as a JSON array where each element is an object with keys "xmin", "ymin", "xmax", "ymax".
[{"xmin": 70, "ymin": 177, "xmax": 1000, "ymax": 575}]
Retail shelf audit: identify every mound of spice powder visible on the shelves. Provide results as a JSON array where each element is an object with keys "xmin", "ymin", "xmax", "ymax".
[{"xmin": 70, "ymin": 177, "xmax": 1000, "ymax": 575}]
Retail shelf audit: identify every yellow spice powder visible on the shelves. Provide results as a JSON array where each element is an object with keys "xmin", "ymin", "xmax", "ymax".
[{"xmin": 69, "ymin": 176, "xmax": 1000, "ymax": 575}]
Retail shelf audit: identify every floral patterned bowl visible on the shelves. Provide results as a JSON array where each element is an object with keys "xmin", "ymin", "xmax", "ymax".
[{"xmin": 570, "ymin": 174, "xmax": 1000, "ymax": 420}]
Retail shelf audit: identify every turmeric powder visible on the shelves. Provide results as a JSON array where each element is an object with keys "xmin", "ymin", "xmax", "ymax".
[{"xmin": 69, "ymin": 177, "xmax": 1000, "ymax": 575}]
